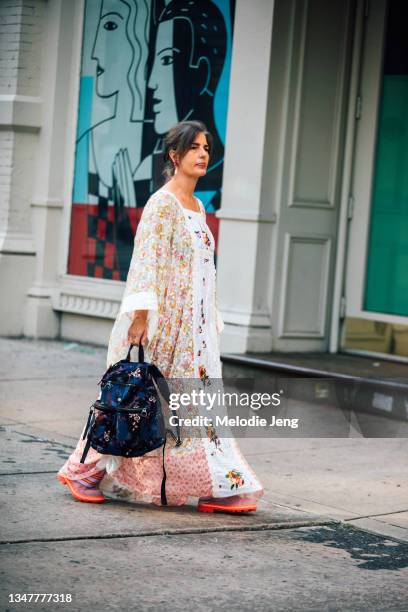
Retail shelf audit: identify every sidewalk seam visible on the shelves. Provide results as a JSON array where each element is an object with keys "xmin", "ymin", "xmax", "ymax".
[
  {"xmin": 0, "ymin": 519, "xmax": 338, "ymax": 545},
  {"xmin": 345, "ymin": 509, "xmax": 408, "ymax": 520}
]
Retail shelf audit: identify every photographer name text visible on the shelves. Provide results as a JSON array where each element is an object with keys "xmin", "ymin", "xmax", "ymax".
[{"xmin": 169, "ymin": 415, "xmax": 299, "ymax": 429}]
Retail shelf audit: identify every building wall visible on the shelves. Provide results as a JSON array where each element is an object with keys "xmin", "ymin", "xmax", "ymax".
[
  {"xmin": 1, "ymin": 0, "xmax": 360, "ymax": 354},
  {"xmin": 0, "ymin": 0, "xmax": 44, "ymax": 335},
  {"xmin": 0, "ymin": 0, "xmax": 351, "ymax": 352}
]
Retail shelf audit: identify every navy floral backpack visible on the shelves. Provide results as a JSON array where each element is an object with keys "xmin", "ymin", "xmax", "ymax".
[{"xmin": 80, "ymin": 344, "xmax": 181, "ymax": 505}]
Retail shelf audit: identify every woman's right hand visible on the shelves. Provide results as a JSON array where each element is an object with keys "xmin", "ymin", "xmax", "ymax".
[{"xmin": 127, "ymin": 310, "xmax": 149, "ymax": 347}]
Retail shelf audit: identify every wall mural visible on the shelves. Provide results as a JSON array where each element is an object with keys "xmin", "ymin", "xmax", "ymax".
[{"xmin": 68, "ymin": 0, "xmax": 235, "ymax": 281}]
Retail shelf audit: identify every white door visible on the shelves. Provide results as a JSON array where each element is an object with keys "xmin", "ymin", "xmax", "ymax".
[{"xmin": 271, "ymin": 0, "xmax": 355, "ymax": 351}]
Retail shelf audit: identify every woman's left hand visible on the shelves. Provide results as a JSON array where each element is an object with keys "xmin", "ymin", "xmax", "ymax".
[{"xmin": 127, "ymin": 310, "xmax": 149, "ymax": 346}]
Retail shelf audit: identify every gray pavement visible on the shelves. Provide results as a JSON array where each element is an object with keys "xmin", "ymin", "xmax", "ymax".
[{"xmin": 0, "ymin": 338, "xmax": 407, "ymax": 612}]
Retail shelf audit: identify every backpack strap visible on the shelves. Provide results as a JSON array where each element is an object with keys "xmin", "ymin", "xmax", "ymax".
[
  {"xmin": 80, "ymin": 436, "xmax": 92, "ymax": 464},
  {"xmin": 149, "ymin": 363, "xmax": 181, "ymax": 508},
  {"xmin": 126, "ymin": 343, "xmax": 144, "ymax": 363},
  {"xmin": 79, "ymin": 405, "xmax": 96, "ymax": 464},
  {"xmin": 82, "ymin": 405, "xmax": 94, "ymax": 440},
  {"xmin": 160, "ymin": 435, "xmax": 168, "ymax": 505},
  {"xmin": 149, "ymin": 363, "xmax": 181, "ymax": 446}
]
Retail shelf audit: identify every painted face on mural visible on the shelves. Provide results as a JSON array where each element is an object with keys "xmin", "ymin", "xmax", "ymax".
[
  {"xmin": 91, "ymin": 0, "xmax": 133, "ymax": 98},
  {"xmin": 148, "ymin": 20, "xmax": 179, "ymax": 134}
]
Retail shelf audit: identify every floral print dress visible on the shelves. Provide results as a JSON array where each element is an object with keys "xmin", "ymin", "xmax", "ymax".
[{"xmin": 57, "ymin": 189, "xmax": 264, "ymax": 506}]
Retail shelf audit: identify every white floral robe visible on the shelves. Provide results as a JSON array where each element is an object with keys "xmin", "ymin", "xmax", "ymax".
[{"xmin": 58, "ymin": 189, "xmax": 264, "ymax": 506}]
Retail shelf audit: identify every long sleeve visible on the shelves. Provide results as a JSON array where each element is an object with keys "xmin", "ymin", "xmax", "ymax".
[{"xmin": 119, "ymin": 194, "xmax": 175, "ymax": 339}]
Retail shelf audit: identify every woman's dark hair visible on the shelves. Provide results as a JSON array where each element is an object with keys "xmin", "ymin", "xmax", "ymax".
[{"xmin": 162, "ymin": 120, "xmax": 213, "ymax": 181}]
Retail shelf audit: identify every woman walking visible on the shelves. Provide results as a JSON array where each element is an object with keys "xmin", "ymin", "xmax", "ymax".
[{"xmin": 58, "ymin": 121, "xmax": 264, "ymax": 513}]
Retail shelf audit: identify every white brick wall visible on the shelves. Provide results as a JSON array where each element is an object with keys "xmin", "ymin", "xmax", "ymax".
[
  {"xmin": 0, "ymin": 130, "xmax": 14, "ymax": 229},
  {"xmin": 0, "ymin": 0, "xmax": 45, "ymax": 226},
  {"xmin": 8, "ymin": 131, "xmax": 38, "ymax": 234},
  {"xmin": 0, "ymin": 1, "xmax": 47, "ymax": 335},
  {"xmin": 0, "ymin": 0, "xmax": 44, "ymax": 96},
  {"xmin": 0, "ymin": 0, "xmax": 45, "ymax": 237}
]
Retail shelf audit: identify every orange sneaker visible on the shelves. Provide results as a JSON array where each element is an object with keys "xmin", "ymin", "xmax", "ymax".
[
  {"xmin": 57, "ymin": 470, "xmax": 106, "ymax": 503},
  {"xmin": 197, "ymin": 494, "xmax": 257, "ymax": 514}
]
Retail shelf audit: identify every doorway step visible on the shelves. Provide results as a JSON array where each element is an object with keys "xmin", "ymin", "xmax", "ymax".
[{"xmin": 221, "ymin": 352, "xmax": 408, "ymax": 424}]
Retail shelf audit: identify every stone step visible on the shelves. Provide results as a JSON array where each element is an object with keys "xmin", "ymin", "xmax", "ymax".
[{"xmin": 221, "ymin": 352, "xmax": 408, "ymax": 423}]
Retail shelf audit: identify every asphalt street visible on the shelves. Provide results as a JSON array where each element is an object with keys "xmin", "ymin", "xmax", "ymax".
[{"xmin": 0, "ymin": 338, "xmax": 407, "ymax": 612}]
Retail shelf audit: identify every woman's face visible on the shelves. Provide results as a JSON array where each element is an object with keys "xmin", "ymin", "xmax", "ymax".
[
  {"xmin": 173, "ymin": 132, "xmax": 210, "ymax": 178},
  {"xmin": 148, "ymin": 20, "xmax": 179, "ymax": 134},
  {"xmin": 91, "ymin": 0, "xmax": 133, "ymax": 98}
]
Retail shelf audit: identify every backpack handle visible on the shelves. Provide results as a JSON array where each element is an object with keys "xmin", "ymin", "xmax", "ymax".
[{"xmin": 126, "ymin": 343, "xmax": 144, "ymax": 363}]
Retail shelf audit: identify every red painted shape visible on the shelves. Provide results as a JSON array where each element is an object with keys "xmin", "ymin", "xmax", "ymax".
[
  {"xmin": 67, "ymin": 203, "xmax": 221, "ymax": 278},
  {"xmin": 67, "ymin": 204, "xmax": 97, "ymax": 276},
  {"xmin": 97, "ymin": 218, "xmax": 106, "ymax": 241},
  {"xmin": 104, "ymin": 240, "xmax": 114, "ymax": 269}
]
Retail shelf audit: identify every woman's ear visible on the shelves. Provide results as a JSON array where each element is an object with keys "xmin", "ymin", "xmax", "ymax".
[{"xmin": 170, "ymin": 149, "xmax": 179, "ymax": 168}]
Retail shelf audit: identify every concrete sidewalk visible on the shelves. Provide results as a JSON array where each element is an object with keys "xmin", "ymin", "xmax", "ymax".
[{"xmin": 0, "ymin": 338, "xmax": 407, "ymax": 612}]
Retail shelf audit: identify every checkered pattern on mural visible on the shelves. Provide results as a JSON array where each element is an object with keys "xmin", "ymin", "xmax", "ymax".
[{"xmin": 86, "ymin": 172, "xmax": 134, "ymax": 281}]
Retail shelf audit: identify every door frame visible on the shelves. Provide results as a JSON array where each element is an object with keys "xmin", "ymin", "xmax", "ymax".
[
  {"xmin": 329, "ymin": 0, "xmax": 408, "ymax": 355},
  {"xmin": 330, "ymin": 0, "xmax": 367, "ymax": 352}
]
